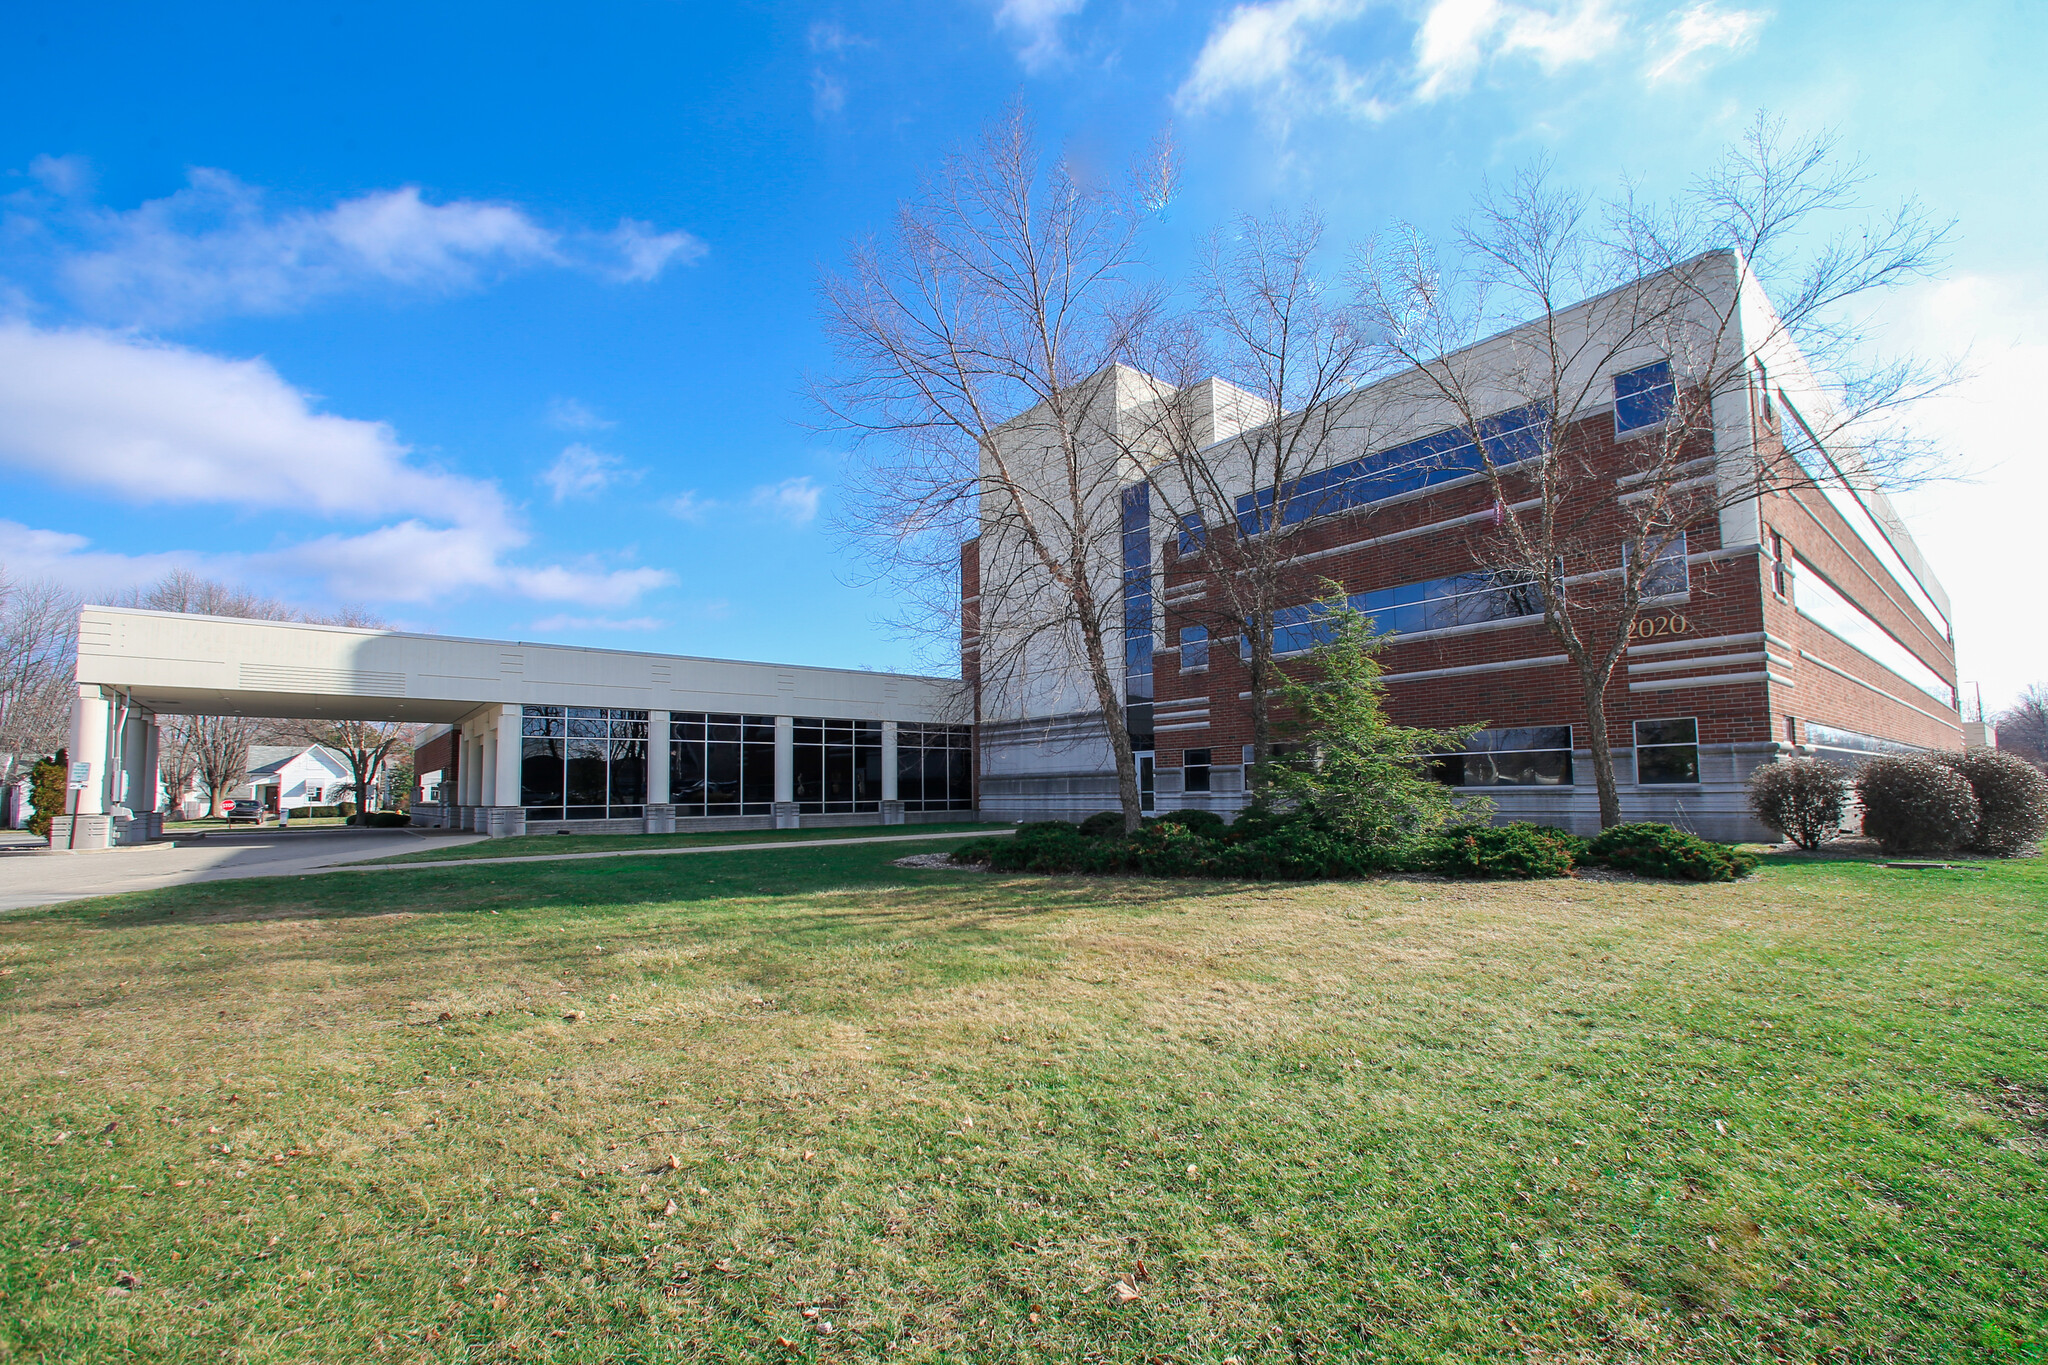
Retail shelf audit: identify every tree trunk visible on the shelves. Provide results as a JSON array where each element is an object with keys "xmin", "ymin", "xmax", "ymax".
[
  {"xmin": 1578, "ymin": 660, "xmax": 1624, "ymax": 828},
  {"xmin": 1075, "ymin": 600, "xmax": 1143, "ymax": 833}
]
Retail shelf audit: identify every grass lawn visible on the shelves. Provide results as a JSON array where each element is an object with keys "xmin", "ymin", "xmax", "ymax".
[
  {"xmin": 2, "ymin": 848, "xmax": 2044, "ymax": 1363},
  {"xmin": 358, "ymin": 822, "xmax": 1001, "ymax": 866}
]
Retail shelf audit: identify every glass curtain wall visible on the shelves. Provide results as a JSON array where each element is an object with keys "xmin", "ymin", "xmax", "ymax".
[
  {"xmin": 897, "ymin": 723, "xmax": 973, "ymax": 811},
  {"xmin": 522, "ymin": 706, "xmax": 647, "ymax": 820},
  {"xmin": 793, "ymin": 718, "xmax": 883, "ymax": 813},
  {"xmin": 668, "ymin": 714, "xmax": 775, "ymax": 816}
]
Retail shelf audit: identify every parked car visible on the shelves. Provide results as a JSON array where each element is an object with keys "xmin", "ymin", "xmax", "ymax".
[{"xmin": 225, "ymin": 799, "xmax": 267, "ymax": 825}]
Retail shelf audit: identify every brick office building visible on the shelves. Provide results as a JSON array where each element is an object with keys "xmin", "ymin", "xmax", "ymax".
[{"xmin": 964, "ymin": 251, "xmax": 1960, "ymax": 840}]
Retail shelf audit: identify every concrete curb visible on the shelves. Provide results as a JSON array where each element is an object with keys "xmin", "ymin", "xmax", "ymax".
[{"xmin": 318, "ymin": 828, "xmax": 1013, "ymax": 875}]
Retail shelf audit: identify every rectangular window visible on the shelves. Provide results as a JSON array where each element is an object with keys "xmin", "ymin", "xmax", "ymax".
[
  {"xmin": 1179, "ymin": 625, "xmax": 1209, "ymax": 672},
  {"xmin": 1176, "ymin": 515, "xmax": 1206, "ymax": 556},
  {"xmin": 793, "ymin": 717, "xmax": 883, "ymax": 814},
  {"xmin": 897, "ymin": 722, "xmax": 974, "ymax": 811},
  {"xmin": 1252, "ymin": 569, "xmax": 1542, "ymax": 659},
  {"xmin": 1790, "ymin": 556, "xmax": 1954, "ymax": 707},
  {"xmin": 1431, "ymin": 726, "xmax": 1574, "ymax": 787},
  {"xmin": 668, "ymin": 713, "xmax": 774, "ymax": 816},
  {"xmin": 1634, "ymin": 717, "xmax": 1700, "ymax": 785},
  {"xmin": 523, "ymin": 705, "xmax": 646, "ymax": 818},
  {"xmin": 1625, "ymin": 532, "xmax": 1689, "ymax": 599},
  {"xmin": 1236, "ymin": 402, "xmax": 1547, "ymax": 533},
  {"xmin": 1614, "ymin": 360, "xmax": 1675, "ymax": 435},
  {"xmin": 1803, "ymin": 723, "xmax": 1924, "ymax": 758},
  {"xmin": 1181, "ymin": 748, "xmax": 1211, "ymax": 793}
]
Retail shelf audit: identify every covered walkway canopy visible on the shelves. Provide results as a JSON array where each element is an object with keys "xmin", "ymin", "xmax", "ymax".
[{"xmin": 63, "ymin": 607, "xmax": 969, "ymax": 847}]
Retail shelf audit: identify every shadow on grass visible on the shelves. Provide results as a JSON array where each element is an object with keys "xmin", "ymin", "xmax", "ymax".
[{"xmin": 28, "ymin": 841, "xmax": 1260, "ymax": 933}]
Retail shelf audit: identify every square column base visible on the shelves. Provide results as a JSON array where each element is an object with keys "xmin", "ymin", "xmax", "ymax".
[
  {"xmin": 773, "ymin": 801, "xmax": 800, "ymax": 831},
  {"xmin": 644, "ymin": 803, "xmax": 677, "ymax": 834},
  {"xmin": 484, "ymin": 807, "xmax": 527, "ymax": 838},
  {"xmin": 47, "ymin": 816, "xmax": 113, "ymax": 850},
  {"xmin": 881, "ymin": 800, "xmax": 905, "ymax": 826}
]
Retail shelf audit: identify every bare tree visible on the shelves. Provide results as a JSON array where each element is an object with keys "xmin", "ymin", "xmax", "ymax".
[
  {"xmin": 1998, "ymin": 685, "xmax": 2048, "ymax": 770},
  {"xmin": 283, "ymin": 719, "xmax": 423, "ymax": 814},
  {"xmin": 118, "ymin": 571, "xmax": 302, "ymax": 816},
  {"xmin": 1111, "ymin": 210, "xmax": 1406, "ymax": 782},
  {"xmin": 1351, "ymin": 117, "xmax": 1953, "ymax": 826},
  {"xmin": 818, "ymin": 107, "xmax": 1171, "ymax": 830},
  {"xmin": 0, "ymin": 569, "xmax": 81, "ymax": 784}
]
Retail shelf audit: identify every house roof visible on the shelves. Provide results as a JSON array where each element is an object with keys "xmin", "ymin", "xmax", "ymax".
[{"xmin": 244, "ymin": 744, "xmax": 346, "ymax": 780}]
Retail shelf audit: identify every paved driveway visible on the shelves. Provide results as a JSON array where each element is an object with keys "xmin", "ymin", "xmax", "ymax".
[{"xmin": 0, "ymin": 829, "xmax": 488, "ymax": 913}]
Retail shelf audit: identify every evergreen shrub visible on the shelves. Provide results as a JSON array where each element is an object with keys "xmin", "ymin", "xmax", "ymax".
[
  {"xmin": 1077, "ymin": 811, "xmax": 1124, "ymax": 838},
  {"xmin": 1428, "ymin": 823, "xmax": 1580, "ymax": 879},
  {"xmin": 1152, "ymin": 809, "xmax": 1227, "ymax": 837},
  {"xmin": 1583, "ymin": 822, "xmax": 1758, "ymax": 882},
  {"xmin": 1855, "ymin": 756, "xmax": 1980, "ymax": 854},
  {"xmin": 1747, "ymin": 757, "xmax": 1850, "ymax": 850},
  {"xmin": 28, "ymin": 748, "xmax": 67, "ymax": 839}
]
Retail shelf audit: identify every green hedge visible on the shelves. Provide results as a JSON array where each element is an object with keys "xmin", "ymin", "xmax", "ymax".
[{"xmin": 952, "ymin": 815, "xmax": 1752, "ymax": 884}]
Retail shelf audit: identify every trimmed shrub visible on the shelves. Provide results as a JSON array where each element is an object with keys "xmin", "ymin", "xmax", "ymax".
[
  {"xmin": 1856, "ymin": 755, "xmax": 1979, "ymax": 855},
  {"xmin": 1747, "ymin": 757, "xmax": 1850, "ymax": 850},
  {"xmin": 1013, "ymin": 820, "xmax": 1081, "ymax": 839},
  {"xmin": 1935, "ymin": 748, "xmax": 2048, "ymax": 856},
  {"xmin": 28, "ymin": 748, "xmax": 67, "ymax": 839},
  {"xmin": 337, "ymin": 800, "xmax": 358, "ymax": 817},
  {"xmin": 1077, "ymin": 811, "xmax": 1125, "ymax": 838},
  {"xmin": 1584, "ymin": 822, "xmax": 1757, "ymax": 882},
  {"xmin": 1153, "ymin": 809, "xmax": 1227, "ymax": 838},
  {"xmin": 351, "ymin": 811, "xmax": 411, "ymax": 828},
  {"xmin": 1428, "ymin": 823, "xmax": 1578, "ymax": 879}
]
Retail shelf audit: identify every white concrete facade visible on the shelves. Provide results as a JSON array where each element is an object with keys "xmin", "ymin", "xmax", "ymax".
[{"xmin": 61, "ymin": 607, "xmax": 972, "ymax": 846}]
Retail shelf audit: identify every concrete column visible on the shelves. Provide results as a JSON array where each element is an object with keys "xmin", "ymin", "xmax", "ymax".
[
  {"xmin": 116, "ymin": 707, "xmax": 151, "ymax": 813},
  {"xmin": 494, "ymin": 704, "xmax": 523, "ymax": 810},
  {"xmin": 646, "ymin": 710, "xmax": 670, "ymax": 803},
  {"xmin": 138, "ymin": 716, "xmax": 161, "ymax": 815},
  {"xmin": 480, "ymin": 724, "xmax": 499, "ymax": 807},
  {"xmin": 773, "ymin": 715, "xmax": 798, "ymax": 829},
  {"xmin": 880, "ymin": 719, "xmax": 904, "ymax": 824},
  {"xmin": 66, "ymin": 685, "xmax": 110, "ymax": 815},
  {"xmin": 774, "ymin": 716, "xmax": 794, "ymax": 802},
  {"xmin": 466, "ymin": 728, "xmax": 485, "ymax": 806}
]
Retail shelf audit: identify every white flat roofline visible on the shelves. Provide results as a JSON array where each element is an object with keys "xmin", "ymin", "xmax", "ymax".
[{"xmin": 79, "ymin": 604, "xmax": 959, "ymax": 686}]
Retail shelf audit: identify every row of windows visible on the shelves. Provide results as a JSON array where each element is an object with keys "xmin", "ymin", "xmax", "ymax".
[
  {"xmin": 1122, "ymin": 482, "xmax": 1155, "ymax": 754},
  {"xmin": 1234, "ymin": 402, "xmax": 1548, "ymax": 535},
  {"xmin": 523, "ymin": 708, "xmax": 975, "ymax": 818},
  {"xmin": 1175, "ymin": 719, "xmax": 1701, "ymax": 789},
  {"xmin": 1790, "ymin": 554, "xmax": 1955, "ymax": 708},
  {"xmin": 1236, "ymin": 536, "xmax": 1688, "ymax": 661}
]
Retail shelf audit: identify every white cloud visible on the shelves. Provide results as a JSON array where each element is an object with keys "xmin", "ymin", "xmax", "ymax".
[
  {"xmin": 1414, "ymin": 0, "xmax": 1623, "ymax": 100},
  {"xmin": 540, "ymin": 444, "xmax": 628, "ymax": 502},
  {"xmin": 0, "ymin": 520, "xmax": 202, "ymax": 598},
  {"xmin": 31, "ymin": 169, "xmax": 704, "ymax": 324},
  {"xmin": 0, "ymin": 323, "xmax": 676, "ymax": 609},
  {"xmin": 1178, "ymin": 0, "xmax": 1744, "ymax": 123},
  {"xmin": 544, "ymin": 396, "xmax": 614, "ymax": 431},
  {"xmin": 1176, "ymin": 0, "xmax": 1384, "ymax": 122},
  {"xmin": 665, "ymin": 491, "xmax": 716, "ymax": 522},
  {"xmin": 1644, "ymin": 3, "xmax": 1767, "ymax": 82},
  {"xmin": 995, "ymin": 0, "xmax": 1087, "ymax": 72},
  {"xmin": 0, "ymin": 320, "xmax": 489, "ymax": 521},
  {"xmin": 750, "ymin": 477, "xmax": 823, "ymax": 525},
  {"xmin": 27, "ymin": 152, "xmax": 92, "ymax": 198},
  {"xmin": 530, "ymin": 614, "xmax": 666, "ymax": 633}
]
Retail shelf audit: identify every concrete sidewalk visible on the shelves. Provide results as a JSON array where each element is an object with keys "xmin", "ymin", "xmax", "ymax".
[
  {"xmin": 0, "ymin": 827, "xmax": 1004, "ymax": 912},
  {"xmin": 0, "ymin": 828, "xmax": 486, "ymax": 913}
]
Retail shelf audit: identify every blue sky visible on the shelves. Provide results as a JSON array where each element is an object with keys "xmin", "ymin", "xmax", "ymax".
[{"xmin": 1, "ymin": 0, "xmax": 2041, "ymax": 706}]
